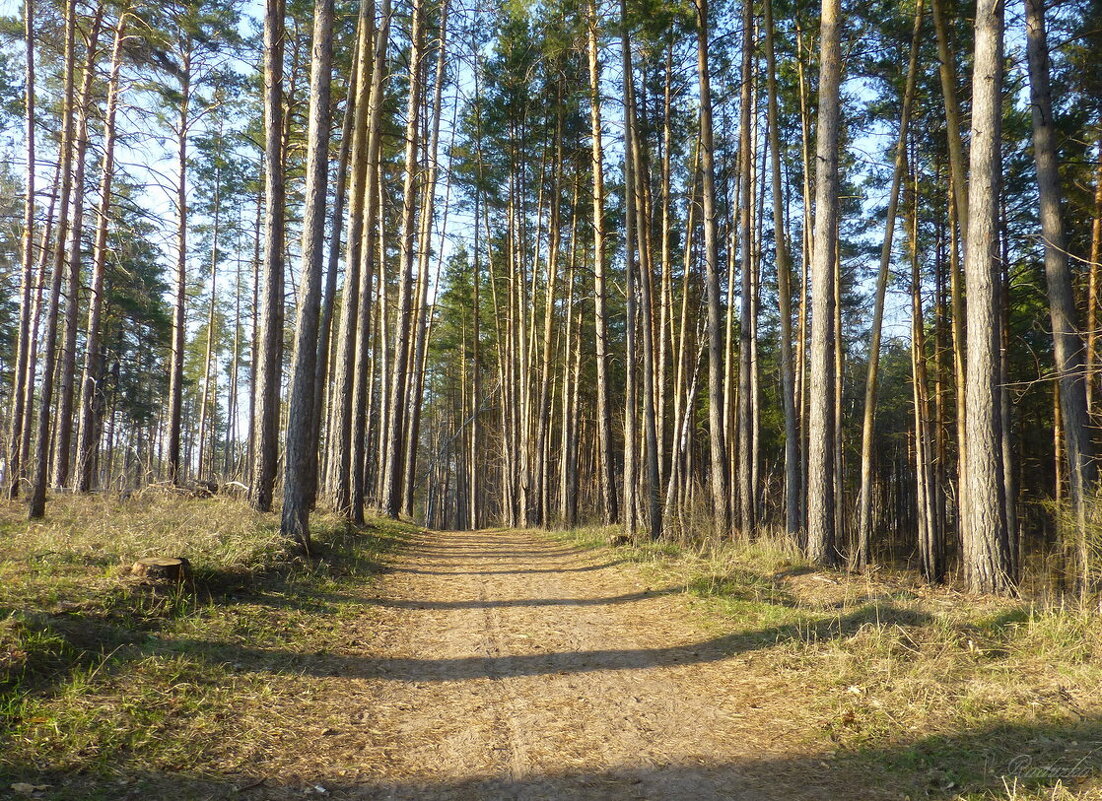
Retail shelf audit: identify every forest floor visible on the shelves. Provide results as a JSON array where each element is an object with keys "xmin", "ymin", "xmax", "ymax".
[{"xmin": 3, "ymin": 497, "xmax": 1102, "ymax": 800}]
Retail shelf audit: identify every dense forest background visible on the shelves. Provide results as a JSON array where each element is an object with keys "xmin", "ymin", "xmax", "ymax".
[{"xmin": 0, "ymin": 0, "xmax": 1100, "ymax": 595}]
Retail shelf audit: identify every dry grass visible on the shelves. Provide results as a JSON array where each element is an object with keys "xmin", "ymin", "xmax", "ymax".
[
  {"xmin": 6, "ymin": 495, "xmax": 1102, "ymax": 800},
  {"xmin": 0, "ymin": 493, "xmax": 417, "ymax": 793},
  {"xmin": 553, "ymin": 524, "xmax": 1102, "ymax": 800}
]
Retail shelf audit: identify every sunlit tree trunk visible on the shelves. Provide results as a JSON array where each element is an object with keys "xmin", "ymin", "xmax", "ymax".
[
  {"xmin": 962, "ymin": 0, "xmax": 1013, "ymax": 593},
  {"xmin": 326, "ymin": 1, "xmax": 373, "ymax": 515},
  {"xmin": 403, "ymin": 5, "xmax": 450, "ymax": 518},
  {"xmin": 586, "ymin": 0, "xmax": 619, "ymax": 525},
  {"xmin": 28, "ymin": 0, "xmax": 77, "ymax": 519},
  {"xmin": 75, "ymin": 7, "xmax": 128, "ymax": 493},
  {"xmin": 6, "ymin": 0, "xmax": 36, "ymax": 500},
  {"xmin": 54, "ymin": 6, "xmax": 105, "ymax": 489},
  {"xmin": 695, "ymin": 0, "xmax": 730, "ymax": 533},
  {"xmin": 736, "ymin": 0, "xmax": 755, "ymax": 537},
  {"xmin": 382, "ymin": 0, "xmax": 425, "ymax": 517},
  {"xmin": 763, "ymin": 0, "xmax": 799, "ymax": 537},
  {"xmin": 312, "ymin": 30, "xmax": 358, "ymax": 499},
  {"xmin": 931, "ymin": 0, "xmax": 969, "ymax": 239},
  {"xmin": 22, "ymin": 163, "xmax": 60, "ymax": 475},
  {"xmin": 1024, "ymin": 0, "xmax": 1096, "ymax": 596},
  {"xmin": 352, "ymin": 0, "xmax": 393, "ymax": 519},
  {"xmin": 251, "ymin": 0, "xmax": 286, "ymax": 512},
  {"xmin": 166, "ymin": 40, "xmax": 192, "ymax": 486},
  {"xmin": 196, "ymin": 175, "xmax": 220, "ymax": 479},
  {"xmin": 908, "ymin": 162, "xmax": 943, "ymax": 581},
  {"xmin": 856, "ymin": 0, "xmax": 923, "ymax": 567},
  {"xmin": 281, "ymin": 0, "xmax": 333, "ymax": 548},
  {"xmin": 806, "ymin": 0, "xmax": 842, "ymax": 564},
  {"xmin": 1087, "ymin": 143, "xmax": 1102, "ymax": 420}
]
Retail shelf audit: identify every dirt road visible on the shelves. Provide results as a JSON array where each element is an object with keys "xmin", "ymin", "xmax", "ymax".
[{"xmin": 233, "ymin": 528, "xmax": 892, "ymax": 800}]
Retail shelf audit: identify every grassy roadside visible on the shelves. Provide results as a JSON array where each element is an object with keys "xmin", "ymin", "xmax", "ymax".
[
  {"xmin": 0, "ymin": 493, "xmax": 416, "ymax": 796},
  {"xmin": 552, "ymin": 526, "xmax": 1102, "ymax": 801}
]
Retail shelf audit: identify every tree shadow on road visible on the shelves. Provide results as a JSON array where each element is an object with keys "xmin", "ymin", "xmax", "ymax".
[
  {"xmin": 156, "ymin": 602, "xmax": 931, "ymax": 682},
  {"xmin": 386, "ymin": 559, "xmax": 631, "ymax": 576},
  {"xmin": 365, "ymin": 587, "xmax": 682, "ymax": 611},
  {"xmin": 6, "ymin": 716, "xmax": 1101, "ymax": 800}
]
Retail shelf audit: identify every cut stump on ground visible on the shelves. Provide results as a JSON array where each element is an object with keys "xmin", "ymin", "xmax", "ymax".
[{"xmin": 130, "ymin": 556, "xmax": 192, "ymax": 584}]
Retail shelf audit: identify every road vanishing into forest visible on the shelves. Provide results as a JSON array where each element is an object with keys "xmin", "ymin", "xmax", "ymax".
[{"xmin": 220, "ymin": 528, "xmax": 897, "ymax": 801}]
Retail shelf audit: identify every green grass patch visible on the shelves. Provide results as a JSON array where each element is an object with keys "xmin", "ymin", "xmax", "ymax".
[{"xmin": 0, "ymin": 494, "xmax": 416, "ymax": 791}]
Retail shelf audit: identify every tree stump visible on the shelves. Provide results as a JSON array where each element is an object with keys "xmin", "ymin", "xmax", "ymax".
[{"xmin": 130, "ymin": 557, "xmax": 192, "ymax": 584}]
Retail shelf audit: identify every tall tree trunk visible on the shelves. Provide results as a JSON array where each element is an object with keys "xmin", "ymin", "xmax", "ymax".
[
  {"xmin": 559, "ymin": 194, "xmax": 580, "ymax": 528},
  {"xmin": 586, "ymin": 0, "xmax": 619, "ymax": 525},
  {"xmin": 855, "ymin": 0, "xmax": 923, "ymax": 567},
  {"xmin": 402, "ymin": 4, "xmax": 450, "ymax": 519},
  {"xmin": 225, "ymin": 254, "xmax": 241, "ymax": 476},
  {"xmin": 196, "ymin": 176, "xmax": 220, "ymax": 479},
  {"xmin": 382, "ymin": 0, "xmax": 425, "ymax": 517},
  {"xmin": 622, "ymin": 15, "xmax": 661, "ymax": 541},
  {"xmin": 961, "ymin": 0, "xmax": 1013, "ymax": 593},
  {"xmin": 351, "ymin": 0, "xmax": 393, "ymax": 520},
  {"xmin": 621, "ymin": 17, "xmax": 639, "ymax": 536},
  {"xmin": 908, "ymin": 161, "xmax": 943, "ymax": 581},
  {"xmin": 28, "ymin": 0, "xmax": 77, "ymax": 519},
  {"xmin": 1024, "ymin": 0, "xmax": 1096, "ymax": 596},
  {"xmin": 1086, "ymin": 140, "xmax": 1102, "ymax": 420},
  {"xmin": 326, "ymin": 0, "xmax": 373, "ymax": 515},
  {"xmin": 251, "ymin": 0, "xmax": 286, "ymax": 512},
  {"xmin": 166, "ymin": 41, "xmax": 192, "ymax": 485},
  {"xmin": 736, "ymin": 0, "xmax": 755, "ymax": 537},
  {"xmin": 21, "ymin": 162, "xmax": 60, "ymax": 473},
  {"xmin": 6, "ymin": 0, "xmax": 36, "ymax": 500},
  {"xmin": 280, "ymin": 0, "xmax": 333, "ymax": 548},
  {"xmin": 806, "ymin": 0, "xmax": 843, "ymax": 563},
  {"xmin": 470, "ymin": 193, "xmax": 481, "ymax": 529},
  {"xmin": 763, "ymin": 0, "xmax": 800, "ymax": 537},
  {"xmin": 931, "ymin": 0, "xmax": 969, "ymax": 239},
  {"xmin": 75, "ymin": 7, "xmax": 128, "ymax": 493},
  {"xmin": 54, "ymin": 6, "xmax": 105, "ymax": 489},
  {"xmin": 696, "ymin": 0, "xmax": 730, "ymax": 533},
  {"xmin": 534, "ymin": 91, "xmax": 563, "ymax": 529},
  {"xmin": 657, "ymin": 44, "xmax": 674, "ymax": 498},
  {"xmin": 312, "ymin": 34, "xmax": 357, "ymax": 501},
  {"xmin": 796, "ymin": 23, "xmax": 813, "ymax": 534}
]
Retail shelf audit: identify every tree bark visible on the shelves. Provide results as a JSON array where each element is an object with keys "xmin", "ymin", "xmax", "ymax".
[
  {"xmin": 695, "ymin": 0, "xmax": 730, "ymax": 534},
  {"xmin": 806, "ymin": 0, "xmax": 843, "ymax": 564},
  {"xmin": 763, "ymin": 0, "xmax": 800, "ymax": 537},
  {"xmin": 1024, "ymin": 0, "xmax": 1096, "ymax": 596},
  {"xmin": 281, "ymin": 0, "xmax": 333, "ymax": 548},
  {"xmin": 326, "ymin": 0, "xmax": 373, "ymax": 515},
  {"xmin": 931, "ymin": 0, "xmax": 969, "ymax": 239},
  {"xmin": 53, "ymin": 6, "xmax": 105, "ymax": 489},
  {"xmin": 166, "ymin": 40, "xmax": 192, "ymax": 485},
  {"xmin": 6, "ymin": 0, "xmax": 36, "ymax": 500},
  {"xmin": 351, "ymin": 0, "xmax": 394, "ymax": 519},
  {"xmin": 28, "ymin": 0, "xmax": 77, "ymax": 519},
  {"xmin": 962, "ymin": 0, "xmax": 1013, "ymax": 593},
  {"xmin": 382, "ymin": 0, "xmax": 425, "ymax": 517},
  {"xmin": 736, "ymin": 0, "xmax": 755, "ymax": 537},
  {"xmin": 251, "ymin": 0, "xmax": 286, "ymax": 512},
  {"xmin": 402, "ymin": 4, "xmax": 450, "ymax": 519},
  {"xmin": 586, "ymin": 0, "xmax": 619, "ymax": 525},
  {"xmin": 1086, "ymin": 140, "xmax": 1102, "ymax": 419},
  {"xmin": 856, "ymin": 0, "xmax": 923, "ymax": 567},
  {"xmin": 75, "ymin": 7, "xmax": 128, "ymax": 493}
]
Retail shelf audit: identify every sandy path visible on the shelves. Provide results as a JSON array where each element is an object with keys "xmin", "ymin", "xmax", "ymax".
[{"xmin": 239, "ymin": 529, "xmax": 894, "ymax": 800}]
